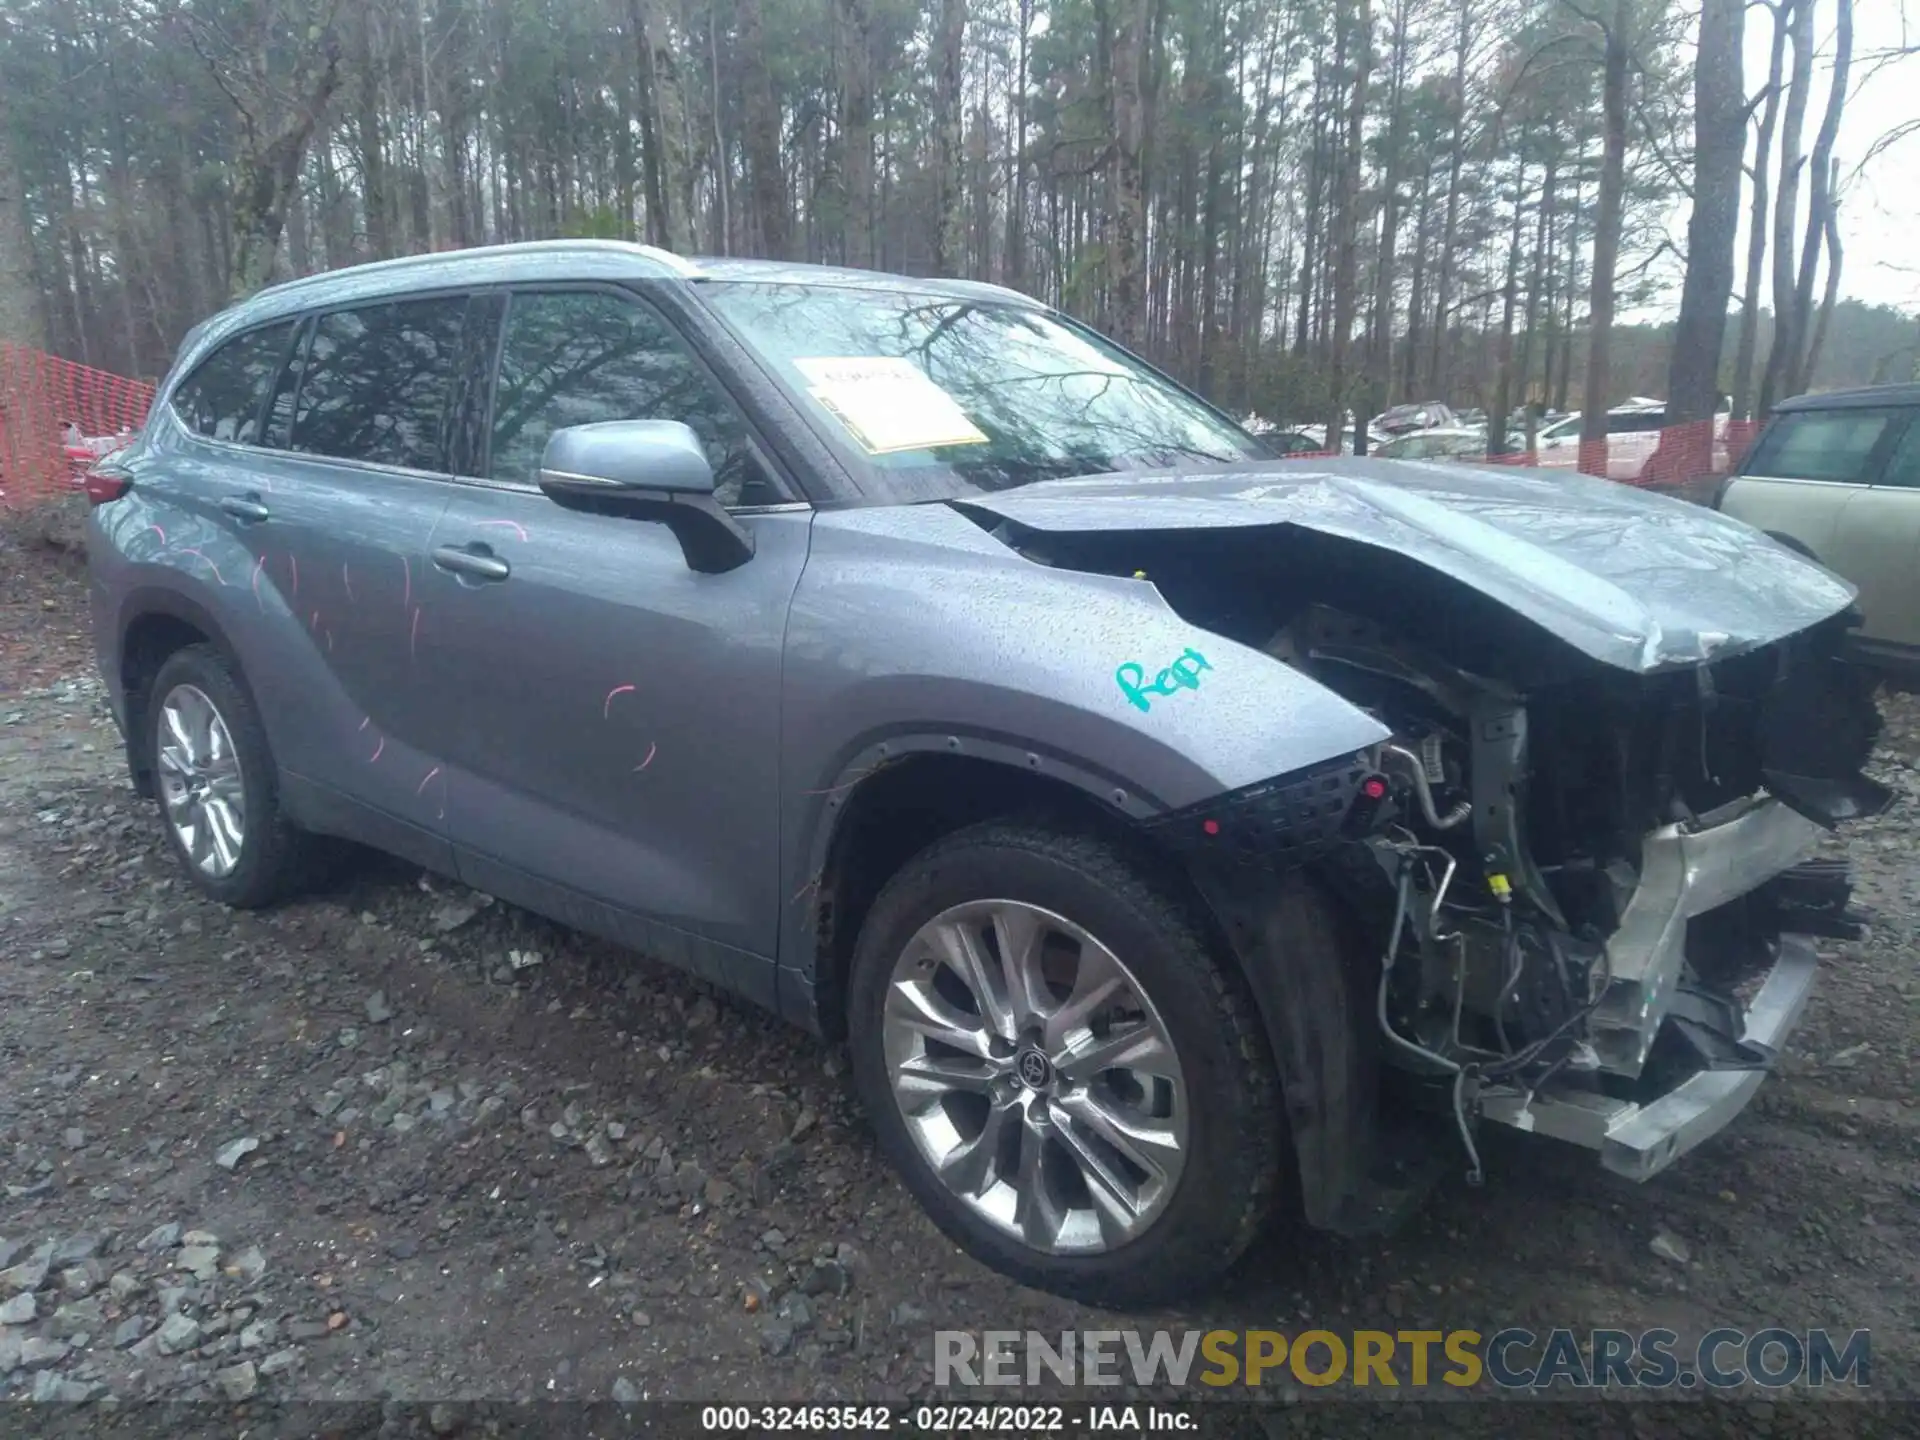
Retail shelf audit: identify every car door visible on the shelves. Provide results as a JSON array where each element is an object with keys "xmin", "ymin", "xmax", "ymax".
[
  {"xmin": 1829, "ymin": 412, "xmax": 1920, "ymax": 651},
  {"xmin": 1606, "ymin": 409, "xmax": 1664, "ymax": 481},
  {"xmin": 413, "ymin": 285, "xmax": 810, "ymax": 1000},
  {"xmin": 233, "ymin": 294, "xmax": 470, "ymax": 870}
]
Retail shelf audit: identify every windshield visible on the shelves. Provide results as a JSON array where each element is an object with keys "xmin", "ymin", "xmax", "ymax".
[{"xmin": 697, "ymin": 280, "xmax": 1262, "ymax": 500}]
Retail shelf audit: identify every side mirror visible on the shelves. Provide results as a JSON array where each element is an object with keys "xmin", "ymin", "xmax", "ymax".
[{"xmin": 537, "ymin": 420, "xmax": 753, "ymax": 573}]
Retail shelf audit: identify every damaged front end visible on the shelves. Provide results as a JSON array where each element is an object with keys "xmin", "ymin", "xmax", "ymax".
[
  {"xmin": 1269, "ymin": 604, "xmax": 1887, "ymax": 1188},
  {"xmin": 1141, "ymin": 599, "xmax": 1889, "ymax": 1223},
  {"xmin": 961, "ymin": 468, "xmax": 1892, "ymax": 1226}
]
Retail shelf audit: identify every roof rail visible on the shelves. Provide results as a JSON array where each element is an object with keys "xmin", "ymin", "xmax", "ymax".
[{"xmin": 249, "ymin": 239, "xmax": 700, "ymax": 304}]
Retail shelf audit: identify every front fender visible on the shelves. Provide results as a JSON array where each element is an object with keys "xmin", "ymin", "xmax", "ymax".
[{"xmin": 775, "ymin": 502, "xmax": 1388, "ymax": 991}]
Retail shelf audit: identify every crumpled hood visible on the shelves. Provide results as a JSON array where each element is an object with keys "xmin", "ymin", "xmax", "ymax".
[{"xmin": 952, "ymin": 457, "xmax": 1858, "ymax": 673}]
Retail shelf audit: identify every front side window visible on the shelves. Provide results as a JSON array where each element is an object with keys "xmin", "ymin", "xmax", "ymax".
[
  {"xmin": 171, "ymin": 321, "xmax": 296, "ymax": 444},
  {"xmin": 285, "ymin": 296, "xmax": 468, "ymax": 470},
  {"xmin": 1743, "ymin": 408, "xmax": 1905, "ymax": 485},
  {"xmin": 486, "ymin": 289, "xmax": 776, "ymax": 507},
  {"xmin": 697, "ymin": 281, "xmax": 1262, "ymax": 501},
  {"xmin": 1607, "ymin": 410, "xmax": 1665, "ymax": 434}
]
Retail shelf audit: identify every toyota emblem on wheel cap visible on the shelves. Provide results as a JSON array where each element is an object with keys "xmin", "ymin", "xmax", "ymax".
[{"xmin": 1016, "ymin": 1050, "xmax": 1053, "ymax": 1089}]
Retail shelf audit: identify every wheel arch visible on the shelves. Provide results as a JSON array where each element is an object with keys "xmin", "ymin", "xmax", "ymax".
[
  {"xmin": 116, "ymin": 585, "xmax": 251, "ymax": 796},
  {"xmin": 788, "ymin": 735, "xmax": 1389, "ymax": 1236},
  {"xmin": 793, "ymin": 734, "xmax": 1179, "ymax": 1045}
]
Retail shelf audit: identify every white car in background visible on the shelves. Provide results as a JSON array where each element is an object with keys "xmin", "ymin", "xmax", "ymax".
[
  {"xmin": 1532, "ymin": 399, "xmax": 1732, "ymax": 485},
  {"xmin": 1291, "ymin": 422, "xmax": 1358, "ymax": 455},
  {"xmin": 1374, "ymin": 427, "xmax": 1492, "ymax": 462}
]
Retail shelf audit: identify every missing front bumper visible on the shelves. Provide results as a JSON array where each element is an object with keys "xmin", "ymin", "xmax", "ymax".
[
  {"xmin": 1479, "ymin": 933, "xmax": 1819, "ymax": 1180},
  {"xmin": 1590, "ymin": 797, "xmax": 1825, "ymax": 1075}
]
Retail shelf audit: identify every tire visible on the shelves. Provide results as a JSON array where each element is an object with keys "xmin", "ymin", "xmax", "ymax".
[
  {"xmin": 846, "ymin": 819, "xmax": 1281, "ymax": 1308},
  {"xmin": 144, "ymin": 643, "xmax": 318, "ymax": 908}
]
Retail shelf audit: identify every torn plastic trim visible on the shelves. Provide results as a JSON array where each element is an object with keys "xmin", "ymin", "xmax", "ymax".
[
  {"xmin": 1146, "ymin": 753, "xmax": 1407, "ymax": 1232},
  {"xmin": 1139, "ymin": 750, "xmax": 1386, "ymax": 871}
]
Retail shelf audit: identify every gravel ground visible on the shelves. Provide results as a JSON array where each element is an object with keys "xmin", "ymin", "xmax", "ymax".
[{"xmin": 0, "ymin": 526, "xmax": 1914, "ymax": 1427}]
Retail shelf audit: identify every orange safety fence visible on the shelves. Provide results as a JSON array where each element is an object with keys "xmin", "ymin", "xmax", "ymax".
[
  {"xmin": 0, "ymin": 343, "xmax": 155, "ymax": 509},
  {"xmin": 1476, "ymin": 417, "xmax": 1763, "ymax": 492},
  {"xmin": 1277, "ymin": 416, "xmax": 1765, "ymax": 495}
]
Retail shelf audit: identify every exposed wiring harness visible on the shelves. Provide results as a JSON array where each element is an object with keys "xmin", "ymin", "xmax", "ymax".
[
  {"xmin": 1376, "ymin": 848, "xmax": 1484, "ymax": 1187},
  {"xmin": 1376, "ymin": 840, "xmax": 1619, "ymax": 1186},
  {"xmin": 1478, "ymin": 930, "xmax": 1613, "ymax": 1084}
]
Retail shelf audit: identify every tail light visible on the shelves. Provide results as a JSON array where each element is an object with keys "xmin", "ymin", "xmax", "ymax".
[{"xmin": 83, "ymin": 463, "xmax": 133, "ymax": 506}]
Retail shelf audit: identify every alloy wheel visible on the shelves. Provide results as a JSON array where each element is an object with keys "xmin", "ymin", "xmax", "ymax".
[
  {"xmin": 155, "ymin": 683, "xmax": 247, "ymax": 878},
  {"xmin": 880, "ymin": 899, "xmax": 1188, "ymax": 1255}
]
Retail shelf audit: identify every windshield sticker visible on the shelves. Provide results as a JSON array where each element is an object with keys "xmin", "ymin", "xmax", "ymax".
[
  {"xmin": 793, "ymin": 356, "xmax": 989, "ymax": 455},
  {"xmin": 1116, "ymin": 648, "xmax": 1212, "ymax": 713}
]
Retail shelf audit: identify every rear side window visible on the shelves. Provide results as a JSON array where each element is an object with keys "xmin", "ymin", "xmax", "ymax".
[
  {"xmin": 1875, "ymin": 417, "xmax": 1920, "ymax": 489},
  {"xmin": 170, "ymin": 322, "xmax": 295, "ymax": 444},
  {"xmin": 285, "ymin": 296, "xmax": 468, "ymax": 470},
  {"xmin": 1743, "ymin": 408, "xmax": 1907, "ymax": 484}
]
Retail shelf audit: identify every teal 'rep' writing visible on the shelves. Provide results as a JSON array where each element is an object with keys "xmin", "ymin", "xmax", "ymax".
[{"xmin": 1116, "ymin": 648, "xmax": 1212, "ymax": 713}]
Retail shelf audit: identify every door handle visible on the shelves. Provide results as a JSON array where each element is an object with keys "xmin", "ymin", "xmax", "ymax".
[
  {"xmin": 432, "ymin": 543, "xmax": 511, "ymax": 582},
  {"xmin": 218, "ymin": 493, "xmax": 270, "ymax": 522}
]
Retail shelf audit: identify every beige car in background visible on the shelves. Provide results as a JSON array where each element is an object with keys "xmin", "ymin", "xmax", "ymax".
[{"xmin": 1717, "ymin": 384, "xmax": 1920, "ymax": 674}]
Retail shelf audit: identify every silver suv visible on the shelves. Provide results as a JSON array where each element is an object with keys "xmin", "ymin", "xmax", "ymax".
[{"xmin": 86, "ymin": 241, "xmax": 1887, "ymax": 1306}]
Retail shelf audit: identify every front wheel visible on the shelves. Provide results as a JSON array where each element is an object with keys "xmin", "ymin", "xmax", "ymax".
[{"xmin": 846, "ymin": 820, "xmax": 1282, "ymax": 1307}]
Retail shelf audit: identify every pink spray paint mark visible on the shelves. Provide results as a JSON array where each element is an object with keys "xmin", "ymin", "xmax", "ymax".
[
  {"xmin": 603, "ymin": 683, "xmax": 636, "ymax": 720},
  {"xmin": 632, "ymin": 741, "xmax": 657, "ymax": 774},
  {"xmin": 416, "ymin": 766, "xmax": 441, "ymax": 795},
  {"xmin": 178, "ymin": 548, "xmax": 225, "ymax": 586},
  {"xmin": 803, "ymin": 760, "xmax": 885, "ymax": 797},
  {"xmin": 342, "ymin": 562, "xmax": 354, "ymax": 603},
  {"xmin": 475, "ymin": 518, "xmax": 529, "ymax": 542},
  {"xmin": 368, "ymin": 736, "xmax": 385, "ymax": 763},
  {"xmin": 148, "ymin": 523, "xmax": 167, "ymax": 545},
  {"xmin": 402, "ymin": 556, "xmax": 411, "ymax": 612}
]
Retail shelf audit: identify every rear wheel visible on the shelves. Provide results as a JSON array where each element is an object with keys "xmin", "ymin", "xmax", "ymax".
[
  {"xmin": 846, "ymin": 820, "xmax": 1281, "ymax": 1307},
  {"xmin": 146, "ymin": 644, "xmax": 318, "ymax": 908}
]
